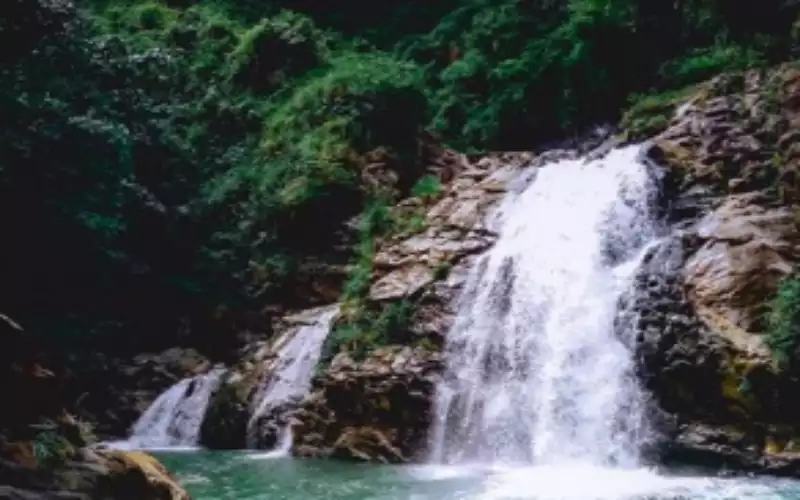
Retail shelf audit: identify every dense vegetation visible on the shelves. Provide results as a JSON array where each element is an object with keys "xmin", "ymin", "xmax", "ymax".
[{"xmin": 2, "ymin": 0, "xmax": 799, "ymax": 357}]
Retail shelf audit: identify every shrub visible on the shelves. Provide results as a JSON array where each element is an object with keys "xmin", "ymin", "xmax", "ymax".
[
  {"xmin": 227, "ymin": 11, "xmax": 327, "ymax": 93},
  {"xmin": 658, "ymin": 44, "xmax": 766, "ymax": 88},
  {"xmin": 322, "ymin": 300, "xmax": 415, "ymax": 362},
  {"xmin": 411, "ymin": 175, "xmax": 443, "ymax": 199},
  {"xmin": 766, "ymin": 277, "xmax": 800, "ymax": 367},
  {"xmin": 31, "ymin": 423, "xmax": 76, "ymax": 466},
  {"xmin": 621, "ymin": 86, "xmax": 699, "ymax": 140}
]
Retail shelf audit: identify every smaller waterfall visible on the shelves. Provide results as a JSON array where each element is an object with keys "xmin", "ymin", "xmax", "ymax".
[
  {"xmin": 118, "ymin": 368, "xmax": 224, "ymax": 449},
  {"xmin": 247, "ymin": 304, "xmax": 339, "ymax": 451}
]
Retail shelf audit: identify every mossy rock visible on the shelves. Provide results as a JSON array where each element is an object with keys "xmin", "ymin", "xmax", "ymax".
[{"xmin": 620, "ymin": 86, "xmax": 700, "ymax": 141}]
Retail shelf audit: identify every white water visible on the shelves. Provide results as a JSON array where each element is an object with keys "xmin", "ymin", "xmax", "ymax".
[
  {"xmin": 106, "ymin": 368, "xmax": 224, "ymax": 450},
  {"xmin": 430, "ymin": 145, "xmax": 660, "ymax": 467},
  {"xmin": 247, "ymin": 304, "xmax": 340, "ymax": 451}
]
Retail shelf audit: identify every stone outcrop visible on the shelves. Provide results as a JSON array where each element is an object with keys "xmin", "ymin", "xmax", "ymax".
[
  {"xmin": 291, "ymin": 347, "xmax": 442, "ymax": 462},
  {"xmin": 0, "ymin": 443, "xmax": 190, "ymax": 500},
  {"xmin": 632, "ymin": 64, "xmax": 800, "ymax": 474}
]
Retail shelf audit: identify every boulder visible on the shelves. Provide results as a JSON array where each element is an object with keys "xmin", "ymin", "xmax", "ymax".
[
  {"xmin": 0, "ymin": 445, "xmax": 191, "ymax": 500},
  {"xmin": 81, "ymin": 450, "xmax": 191, "ymax": 500}
]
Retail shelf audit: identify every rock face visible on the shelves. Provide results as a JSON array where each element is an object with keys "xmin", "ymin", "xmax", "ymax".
[
  {"xmin": 368, "ymin": 152, "xmax": 533, "ymax": 343},
  {"xmin": 284, "ymin": 152, "xmax": 535, "ymax": 461},
  {"xmin": 291, "ymin": 347, "xmax": 442, "ymax": 462},
  {"xmin": 631, "ymin": 64, "xmax": 800, "ymax": 474}
]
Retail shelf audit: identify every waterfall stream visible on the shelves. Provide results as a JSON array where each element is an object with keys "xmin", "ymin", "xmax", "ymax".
[
  {"xmin": 247, "ymin": 304, "xmax": 340, "ymax": 452},
  {"xmin": 430, "ymin": 145, "xmax": 660, "ymax": 467},
  {"xmin": 110, "ymin": 368, "xmax": 225, "ymax": 450}
]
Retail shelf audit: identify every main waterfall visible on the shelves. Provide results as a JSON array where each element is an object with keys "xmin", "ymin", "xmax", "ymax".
[{"xmin": 429, "ymin": 145, "xmax": 659, "ymax": 467}]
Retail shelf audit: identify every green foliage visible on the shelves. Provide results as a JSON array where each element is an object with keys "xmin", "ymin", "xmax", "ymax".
[
  {"xmin": 401, "ymin": 0, "xmax": 797, "ymax": 150},
  {"xmin": 433, "ymin": 261, "xmax": 453, "ymax": 281},
  {"xmin": 31, "ymin": 425, "xmax": 74, "ymax": 466},
  {"xmin": 659, "ymin": 44, "xmax": 767, "ymax": 88},
  {"xmin": 392, "ymin": 213, "xmax": 427, "ymax": 238},
  {"xmin": 323, "ymin": 300, "xmax": 415, "ymax": 362},
  {"xmin": 621, "ymin": 86, "xmax": 699, "ymax": 140},
  {"xmin": 411, "ymin": 175, "xmax": 443, "ymax": 199},
  {"xmin": 227, "ymin": 11, "xmax": 327, "ymax": 93},
  {"xmin": 766, "ymin": 277, "xmax": 800, "ymax": 367},
  {"xmin": 1, "ymin": 0, "xmax": 434, "ymax": 347},
  {"xmin": 259, "ymin": 51, "xmax": 426, "ymax": 161},
  {"xmin": 3, "ymin": 0, "xmax": 799, "ymax": 357},
  {"xmin": 341, "ymin": 238, "xmax": 375, "ymax": 302},
  {"xmin": 203, "ymin": 52, "xmax": 427, "ymax": 302}
]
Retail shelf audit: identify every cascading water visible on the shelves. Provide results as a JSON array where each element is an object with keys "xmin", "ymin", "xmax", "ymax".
[
  {"xmin": 429, "ymin": 145, "xmax": 660, "ymax": 467},
  {"xmin": 247, "ymin": 304, "xmax": 339, "ymax": 452},
  {"xmin": 120, "ymin": 368, "xmax": 224, "ymax": 449}
]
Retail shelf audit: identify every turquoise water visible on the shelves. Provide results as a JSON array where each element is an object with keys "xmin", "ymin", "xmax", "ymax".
[{"xmin": 157, "ymin": 452, "xmax": 800, "ymax": 500}]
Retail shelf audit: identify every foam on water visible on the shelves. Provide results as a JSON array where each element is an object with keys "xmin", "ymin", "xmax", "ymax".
[{"xmin": 478, "ymin": 465, "xmax": 789, "ymax": 500}]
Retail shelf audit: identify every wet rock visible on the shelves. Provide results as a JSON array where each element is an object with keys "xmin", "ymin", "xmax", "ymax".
[
  {"xmin": 659, "ymin": 423, "xmax": 765, "ymax": 472},
  {"xmin": 659, "ymin": 423, "xmax": 800, "ymax": 478},
  {"xmin": 198, "ymin": 378, "xmax": 249, "ymax": 450},
  {"xmin": 200, "ymin": 305, "xmax": 342, "ymax": 450},
  {"xmin": 633, "ymin": 64, "xmax": 800, "ymax": 477}
]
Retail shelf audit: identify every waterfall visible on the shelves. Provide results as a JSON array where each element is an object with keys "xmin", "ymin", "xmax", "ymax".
[
  {"xmin": 429, "ymin": 145, "xmax": 660, "ymax": 467},
  {"xmin": 247, "ymin": 304, "xmax": 339, "ymax": 451},
  {"xmin": 121, "ymin": 368, "xmax": 224, "ymax": 449}
]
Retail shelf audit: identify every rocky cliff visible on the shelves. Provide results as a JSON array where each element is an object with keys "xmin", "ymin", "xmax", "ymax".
[
  {"xmin": 247, "ymin": 64, "xmax": 800, "ymax": 473},
  {"xmin": 628, "ymin": 64, "xmax": 800, "ymax": 474}
]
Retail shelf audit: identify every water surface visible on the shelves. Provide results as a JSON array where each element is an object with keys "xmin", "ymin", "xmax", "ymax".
[{"xmin": 158, "ymin": 452, "xmax": 800, "ymax": 500}]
